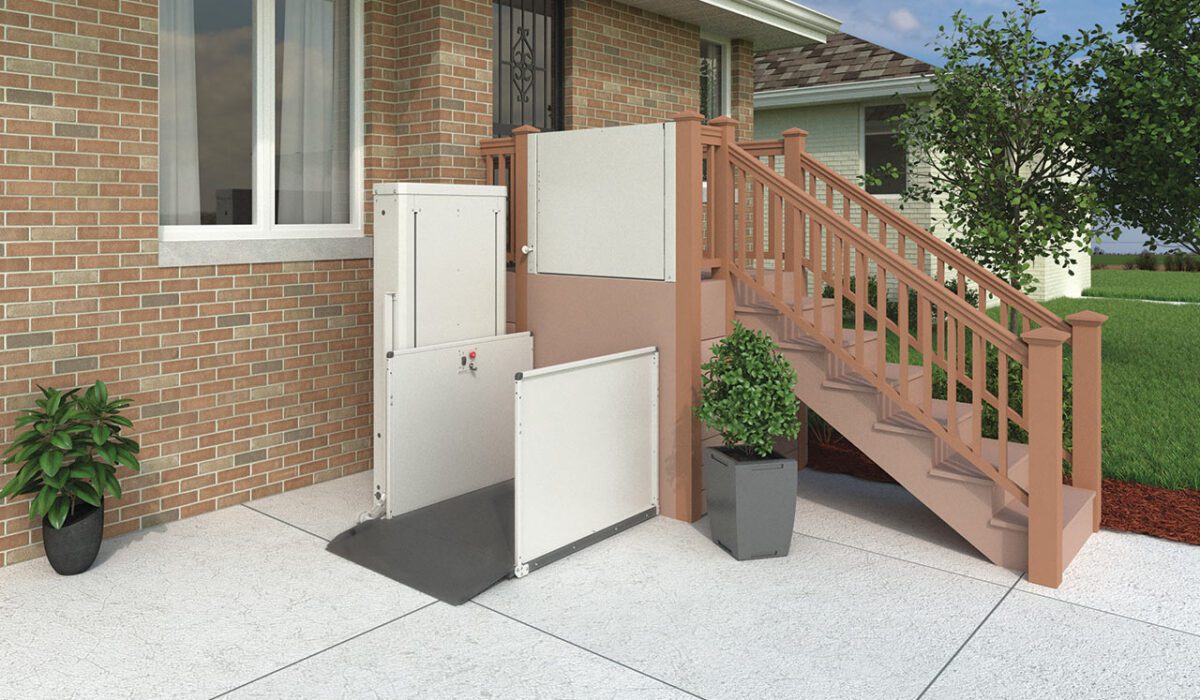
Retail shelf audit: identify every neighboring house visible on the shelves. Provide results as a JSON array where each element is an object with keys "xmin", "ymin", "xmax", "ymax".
[
  {"xmin": 753, "ymin": 33, "xmax": 1091, "ymax": 301},
  {"xmin": 0, "ymin": 0, "xmax": 841, "ymax": 567}
]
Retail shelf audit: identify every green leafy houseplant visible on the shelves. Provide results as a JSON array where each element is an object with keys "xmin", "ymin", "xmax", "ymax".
[
  {"xmin": 694, "ymin": 322, "xmax": 802, "ymax": 458},
  {"xmin": 0, "ymin": 381, "xmax": 140, "ymax": 529}
]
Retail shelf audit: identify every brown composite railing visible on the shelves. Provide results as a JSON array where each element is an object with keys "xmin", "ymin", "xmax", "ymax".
[
  {"xmin": 480, "ymin": 135, "xmax": 517, "ymax": 265},
  {"xmin": 694, "ymin": 115, "xmax": 1104, "ymax": 587},
  {"xmin": 731, "ymin": 135, "xmax": 1073, "ymax": 338}
]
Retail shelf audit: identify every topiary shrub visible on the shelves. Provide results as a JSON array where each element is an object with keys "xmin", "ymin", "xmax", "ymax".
[{"xmin": 694, "ymin": 322, "xmax": 802, "ymax": 458}]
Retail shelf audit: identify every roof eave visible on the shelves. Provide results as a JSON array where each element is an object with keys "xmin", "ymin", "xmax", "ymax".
[
  {"xmin": 755, "ymin": 74, "xmax": 934, "ymax": 109},
  {"xmin": 707, "ymin": 0, "xmax": 842, "ymax": 47}
]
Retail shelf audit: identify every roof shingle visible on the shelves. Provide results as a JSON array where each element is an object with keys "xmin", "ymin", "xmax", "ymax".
[{"xmin": 755, "ymin": 33, "xmax": 934, "ymax": 92}]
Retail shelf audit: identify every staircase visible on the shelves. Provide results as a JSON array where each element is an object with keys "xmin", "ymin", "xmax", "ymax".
[{"xmin": 693, "ymin": 116, "xmax": 1106, "ymax": 587}]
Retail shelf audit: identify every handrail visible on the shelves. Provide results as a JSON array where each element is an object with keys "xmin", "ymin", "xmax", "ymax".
[
  {"xmin": 728, "ymin": 147, "xmax": 1027, "ymax": 359},
  {"xmin": 738, "ymin": 137, "xmax": 1071, "ymax": 338}
]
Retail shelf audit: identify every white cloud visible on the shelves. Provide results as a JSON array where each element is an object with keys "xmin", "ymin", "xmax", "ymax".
[{"xmin": 887, "ymin": 8, "xmax": 921, "ymax": 33}]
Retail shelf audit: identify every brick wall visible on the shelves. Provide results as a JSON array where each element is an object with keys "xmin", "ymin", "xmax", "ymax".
[
  {"xmin": 562, "ymin": 0, "xmax": 755, "ymax": 134},
  {"xmin": 0, "ymin": 0, "xmax": 402, "ymax": 567},
  {"xmin": 729, "ymin": 39, "xmax": 754, "ymax": 141},
  {"xmin": 393, "ymin": 0, "xmax": 492, "ymax": 183}
]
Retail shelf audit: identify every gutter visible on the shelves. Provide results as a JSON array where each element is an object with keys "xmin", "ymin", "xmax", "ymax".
[
  {"xmin": 755, "ymin": 74, "xmax": 934, "ymax": 109},
  {"xmin": 704, "ymin": 0, "xmax": 841, "ymax": 45}
]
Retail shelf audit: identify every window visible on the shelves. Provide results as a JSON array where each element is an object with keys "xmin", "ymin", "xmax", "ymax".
[
  {"xmin": 700, "ymin": 38, "xmax": 730, "ymax": 122},
  {"xmin": 493, "ymin": 0, "xmax": 563, "ymax": 137},
  {"xmin": 864, "ymin": 104, "xmax": 906, "ymax": 195},
  {"xmin": 159, "ymin": 0, "xmax": 362, "ymax": 240}
]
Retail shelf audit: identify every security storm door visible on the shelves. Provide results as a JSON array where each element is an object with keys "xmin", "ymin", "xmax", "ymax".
[{"xmin": 493, "ymin": 0, "xmax": 564, "ymax": 136}]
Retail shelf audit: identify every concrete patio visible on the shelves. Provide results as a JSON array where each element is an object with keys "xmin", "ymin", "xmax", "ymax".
[{"xmin": 1, "ymin": 469, "xmax": 1197, "ymax": 699}]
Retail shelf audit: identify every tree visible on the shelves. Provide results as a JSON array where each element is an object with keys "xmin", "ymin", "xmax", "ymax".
[
  {"xmin": 1088, "ymin": 0, "xmax": 1200, "ymax": 255},
  {"xmin": 890, "ymin": 0, "xmax": 1109, "ymax": 292}
]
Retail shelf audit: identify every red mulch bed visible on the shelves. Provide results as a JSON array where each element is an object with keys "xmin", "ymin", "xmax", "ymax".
[{"xmin": 806, "ymin": 433, "xmax": 1200, "ymax": 546}]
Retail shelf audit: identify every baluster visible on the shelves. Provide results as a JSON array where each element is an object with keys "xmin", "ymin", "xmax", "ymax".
[
  {"xmin": 947, "ymin": 316, "xmax": 958, "ymax": 439},
  {"xmin": 972, "ymin": 330, "xmax": 983, "ymax": 452},
  {"xmin": 732, "ymin": 167, "xmax": 743, "ymax": 268},
  {"xmin": 753, "ymin": 179, "xmax": 765, "ymax": 283},
  {"xmin": 855, "ymin": 249, "xmax": 866, "ymax": 361},
  {"xmin": 999, "ymin": 349, "xmax": 1009, "ymax": 480},
  {"xmin": 810, "ymin": 219, "xmax": 822, "ymax": 333},
  {"xmin": 832, "ymin": 234, "xmax": 844, "ymax": 341},
  {"xmin": 771, "ymin": 193, "xmax": 783, "ymax": 298},
  {"xmin": 899, "ymin": 280, "xmax": 910, "ymax": 400},
  {"xmin": 876, "ymin": 267, "xmax": 887, "ymax": 381},
  {"xmin": 793, "ymin": 208, "xmax": 804, "ymax": 318},
  {"xmin": 921, "ymin": 296, "xmax": 933, "ymax": 414}
]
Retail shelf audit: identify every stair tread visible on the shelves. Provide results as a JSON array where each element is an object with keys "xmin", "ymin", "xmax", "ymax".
[
  {"xmin": 991, "ymin": 484, "xmax": 1094, "ymax": 533},
  {"xmin": 826, "ymin": 340, "xmax": 925, "ymax": 390},
  {"xmin": 875, "ymin": 397, "xmax": 973, "ymax": 437},
  {"xmin": 933, "ymin": 439, "xmax": 1030, "ymax": 488}
]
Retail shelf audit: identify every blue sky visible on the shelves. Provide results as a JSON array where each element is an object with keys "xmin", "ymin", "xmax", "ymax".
[{"xmin": 803, "ymin": 0, "xmax": 1127, "ymax": 64}]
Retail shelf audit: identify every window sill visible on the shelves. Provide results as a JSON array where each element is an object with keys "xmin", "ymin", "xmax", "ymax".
[{"xmin": 158, "ymin": 236, "xmax": 373, "ymax": 267}]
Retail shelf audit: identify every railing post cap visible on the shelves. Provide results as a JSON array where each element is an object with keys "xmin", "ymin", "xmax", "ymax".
[
  {"xmin": 782, "ymin": 127, "xmax": 809, "ymax": 138},
  {"xmin": 672, "ymin": 110, "xmax": 705, "ymax": 122},
  {"xmin": 512, "ymin": 125, "xmax": 541, "ymax": 135},
  {"xmin": 708, "ymin": 115, "xmax": 738, "ymax": 127},
  {"xmin": 1066, "ymin": 310, "xmax": 1108, "ymax": 327},
  {"xmin": 1022, "ymin": 327, "xmax": 1070, "ymax": 346}
]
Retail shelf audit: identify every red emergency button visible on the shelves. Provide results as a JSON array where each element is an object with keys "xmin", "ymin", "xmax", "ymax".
[{"xmin": 469, "ymin": 351, "xmax": 477, "ymax": 359}]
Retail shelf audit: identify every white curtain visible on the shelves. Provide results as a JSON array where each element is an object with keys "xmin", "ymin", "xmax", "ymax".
[
  {"xmin": 277, "ymin": 0, "xmax": 350, "ymax": 225},
  {"xmin": 159, "ymin": 0, "xmax": 201, "ymax": 225}
]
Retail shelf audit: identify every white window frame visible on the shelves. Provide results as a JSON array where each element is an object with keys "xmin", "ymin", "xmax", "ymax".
[
  {"xmin": 700, "ymin": 32, "xmax": 732, "ymax": 119},
  {"xmin": 860, "ymin": 101, "xmax": 905, "ymax": 200},
  {"xmin": 159, "ymin": 0, "xmax": 365, "ymax": 243}
]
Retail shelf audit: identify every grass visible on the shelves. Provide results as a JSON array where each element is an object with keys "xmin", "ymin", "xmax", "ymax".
[
  {"xmin": 1084, "ymin": 269, "xmax": 1200, "ymax": 303},
  {"xmin": 1043, "ymin": 297, "xmax": 1200, "ymax": 491}
]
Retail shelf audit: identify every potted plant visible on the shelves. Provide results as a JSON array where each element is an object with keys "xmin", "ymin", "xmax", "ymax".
[
  {"xmin": 694, "ymin": 322, "xmax": 802, "ymax": 560},
  {"xmin": 0, "ymin": 381, "xmax": 140, "ymax": 575}
]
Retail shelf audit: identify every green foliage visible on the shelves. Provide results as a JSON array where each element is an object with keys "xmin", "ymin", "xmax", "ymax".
[
  {"xmin": 1164, "ymin": 253, "xmax": 1200, "ymax": 273},
  {"xmin": 807, "ymin": 410, "xmax": 843, "ymax": 447},
  {"xmin": 0, "ymin": 382, "xmax": 140, "ymax": 529},
  {"xmin": 889, "ymin": 0, "xmax": 1109, "ymax": 293},
  {"xmin": 694, "ymin": 322, "xmax": 802, "ymax": 458},
  {"xmin": 1134, "ymin": 251, "xmax": 1157, "ymax": 271},
  {"xmin": 1087, "ymin": 0, "xmax": 1200, "ymax": 256}
]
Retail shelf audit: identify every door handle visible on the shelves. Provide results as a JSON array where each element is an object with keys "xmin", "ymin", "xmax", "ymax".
[{"xmin": 521, "ymin": 244, "xmax": 534, "ymax": 255}]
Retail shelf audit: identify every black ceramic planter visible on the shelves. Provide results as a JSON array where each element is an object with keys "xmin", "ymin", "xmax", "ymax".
[{"xmin": 42, "ymin": 501, "xmax": 104, "ymax": 576}]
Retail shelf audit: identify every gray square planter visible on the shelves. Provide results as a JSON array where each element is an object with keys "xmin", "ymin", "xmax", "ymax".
[{"xmin": 703, "ymin": 446, "xmax": 797, "ymax": 560}]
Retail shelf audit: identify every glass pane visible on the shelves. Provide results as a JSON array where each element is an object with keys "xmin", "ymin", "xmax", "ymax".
[
  {"xmin": 865, "ymin": 104, "xmax": 905, "ymax": 134},
  {"xmin": 865, "ymin": 133, "xmax": 906, "ymax": 195},
  {"xmin": 276, "ymin": 0, "xmax": 352, "ymax": 225},
  {"xmin": 700, "ymin": 40, "xmax": 724, "ymax": 122},
  {"xmin": 160, "ymin": 0, "xmax": 255, "ymax": 226}
]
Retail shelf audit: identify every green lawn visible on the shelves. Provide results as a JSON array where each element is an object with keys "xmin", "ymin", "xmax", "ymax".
[
  {"xmin": 1043, "ymin": 297, "xmax": 1200, "ymax": 491},
  {"xmin": 1084, "ymin": 269, "xmax": 1200, "ymax": 303}
]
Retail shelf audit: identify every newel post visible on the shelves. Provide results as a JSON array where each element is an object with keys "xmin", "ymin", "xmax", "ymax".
[
  {"xmin": 782, "ymin": 128, "xmax": 807, "ymax": 280},
  {"xmin": 1067, "ymin": 310, "xmax": 1107, "ymax": 531},
  {"xmin": 511, "ymin": 125, "xmax": 540, "ymax": 333},
  {"xmin": 672, "ymin": 110, "xmax": 705, "ymax": 521},
  {"xmin": 1023, "ymin": 326, "xmax": 1070, "ymax": 588},
  {"xmin": 708, "ymin": 115, "xmax": 738, "ymax": 331}
]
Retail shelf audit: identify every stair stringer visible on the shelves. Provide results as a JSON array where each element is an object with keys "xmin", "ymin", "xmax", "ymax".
[{"xmin": 736, "ymin": 309, "xmax": 1030, "ymax": 569}]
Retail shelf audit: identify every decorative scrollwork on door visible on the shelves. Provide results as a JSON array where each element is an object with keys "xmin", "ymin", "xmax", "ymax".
[{"xmin": 494, "ymin": 0, "xmax": 563, "ymax": 136}]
